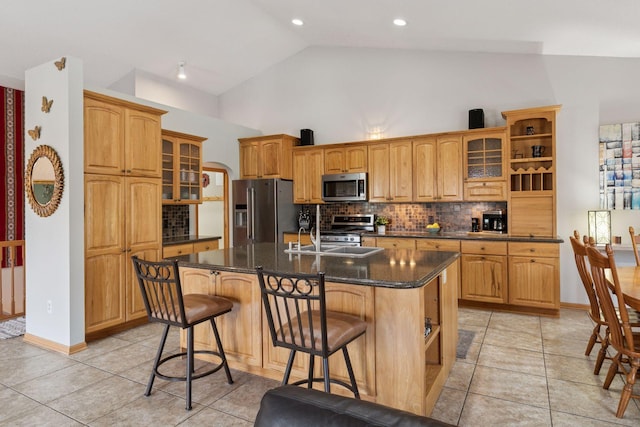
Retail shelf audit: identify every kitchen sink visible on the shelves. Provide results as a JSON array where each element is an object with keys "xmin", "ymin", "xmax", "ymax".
[{"xmin": 284, "ymin": 244, "xmax": 384, "ymax": 258}]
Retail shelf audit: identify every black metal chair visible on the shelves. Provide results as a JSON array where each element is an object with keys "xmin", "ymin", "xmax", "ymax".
[
  {"xmin": 131, "ymin": 256, "xmax": 234, "ymax": 410},
  {"xmin": 255, "ymin": 266, "xmax": 367, "ymax": 397}
]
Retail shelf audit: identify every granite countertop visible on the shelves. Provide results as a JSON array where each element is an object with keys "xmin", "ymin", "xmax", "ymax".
[
  {"xmin": 175, "ymin": 242, "xmax": 459, "ymax": 289},
  {"xmin": 369, "ymin": 230, "xmax": 564, "ymax": 243},
  {"xmin": 163, "ymin": 235, "xmax": 221, "ymax": 246}
]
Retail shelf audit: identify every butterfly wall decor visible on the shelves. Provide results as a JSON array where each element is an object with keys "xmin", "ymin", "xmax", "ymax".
[
  {"xmin": 41, "ymin": 96, "xmax": 53, "ymax": 113},
  {"xmin": 54, "ymin": 57, "xmax": 66, "ymax": 71},
  {"xmin": 28, "ymin": 126, "xmax": 41, "ymax": 141}
]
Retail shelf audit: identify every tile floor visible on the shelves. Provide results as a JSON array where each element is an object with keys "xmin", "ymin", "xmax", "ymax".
[{"xmin": 0, "ymin": 307, "xmax": 639, "ymax": 426}]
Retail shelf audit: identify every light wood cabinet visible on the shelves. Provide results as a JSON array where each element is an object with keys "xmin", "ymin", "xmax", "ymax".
[
  {"xmin": 84, "ymin": 174, "xmax": 162, "ymax": 333},
  {"xmin": 162, "ymin": 239, "xmax": 219, "ymax": 258},
  {"xmin": 463, "ymin": 130, "xmax": 507, "ymax": 201},
  {"xmin": 413, "ymin": 135, "xmax": 463, "ymax": 202},
  {"xmin": 368, "ymin": 140, "xmax": 413, "ymax": 202},
  {"xmin": 508, "ymin": 242, "xmax": 559, "ymax": 309},
  {"xmin": 161, "ymin": 130, "xmax": 206, "ymax": 204},
  {"xmin": 375, "ymin": 237, "xmax": 416, "ymax": 249},
  {"xmin": 503, "ymin": 105, "xmax": 560, "ymax": 237},
  {"xmin": 416, "ymin": 239, "xmax": 461, "ymax": 252},
  {"xmin": 283, "ymin": 233, "xmax": 312, "ymax": 246},
  {"xmin": 84, "ymin": 92, "xmax": 165, "ymax": 337},
  {"xmin": 238, "ymin": 134, "xmax": 300, "ymax": 180},
  {"xmin": 292, "ymin": 147, "xmax": 324, "ymax": 204},
  {"xmin": 460, "ymin": 240, "xmax": 508, "ymax": 304},
  {"xmin": 84, "ymin": 91, "xmax": 164, "ymax": 177},
  {"xmin": 179, "ymin": 268, "xmax": 263, "ymax": 367},
  {"xmin": 324, "ymin": 144, "xmax": 368, "ymax": 174}
]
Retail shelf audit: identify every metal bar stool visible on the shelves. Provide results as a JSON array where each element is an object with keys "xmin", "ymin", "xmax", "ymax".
[
  {"xmin": 132, "ymin": 256, "xmax": 234, "ymax": 410},
  {"xmin": 255, "ymin": 266, "xmax": 367, "ymax": 397}
]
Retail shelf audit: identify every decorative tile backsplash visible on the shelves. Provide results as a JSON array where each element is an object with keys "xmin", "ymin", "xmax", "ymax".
[
  {"xmin": 163, "ymin": 205, "xmax": 190, "ymax": 239},
  {"xmin": 317, "ymin": 201, "xmax": 507, "ymax": 233}
]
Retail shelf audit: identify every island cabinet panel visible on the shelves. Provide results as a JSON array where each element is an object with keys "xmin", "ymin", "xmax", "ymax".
[
  {"xmin": 374, "ymin": 259, "xmax": 458, "ymax": 416},
  {"xmin": 179, "ymin": 268, "xmax": 263, "ymax": 367}
]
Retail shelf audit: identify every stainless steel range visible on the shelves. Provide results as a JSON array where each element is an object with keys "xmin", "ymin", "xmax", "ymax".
[{"xmin": 320, "ymin": 214, "xmax": 375, "ymax": 247}]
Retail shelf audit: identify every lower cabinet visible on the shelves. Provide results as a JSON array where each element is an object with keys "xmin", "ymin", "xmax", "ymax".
[
  {"xmin": 162, "ymin": 239, "xmax": 219, "ymax": 258},
  {"xmin": 375, "ymin": 237, "xmax": 416, "ymax": 249},
  {"xmin": 460, "ymin": 241, "xmax": 508, "ymax": 304},
  {"xmin": 507, "ymin": 242, "xmax": 559, "ymax": 309}
]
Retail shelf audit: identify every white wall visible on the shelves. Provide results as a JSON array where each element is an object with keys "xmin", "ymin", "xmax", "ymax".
[
  {"xmin": 25, "ymin": 56, "xmax": 84, "ymax": 347},
  {"xmin": 219, "ymin": 46, "xmax": 640, "ymax": 306}
]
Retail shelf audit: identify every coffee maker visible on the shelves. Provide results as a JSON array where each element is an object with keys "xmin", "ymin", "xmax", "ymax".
[{"xmin": 482, "ymin": 210, "xmax": 507, "ymax": 233}]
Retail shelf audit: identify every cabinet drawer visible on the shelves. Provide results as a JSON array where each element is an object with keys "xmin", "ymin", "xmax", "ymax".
[
  {"xmin": 163, "ymin": 243, "xmax": 193, "ymax": 258},
  {"xmin": 283, "ymin": 233, "xmax": 312, "ymax": 245},
  {"xmin": 464, "ymin": 181, "xmax": 506, "ymax": 201},
  {"xmin": 193, "ymin": 240, "xmax": 219, "ymax": 253},
  {"xmin": 461, "ymin": 240, "xmax": 507, "ymax": 255},
  {"xmin": 416, "ymin": 239, "xmax": 460, "ymax": 252},
  {"xmin": 508, "ymin": 242, "xmax": 559, "ymax": 257},
  {"xmin": 361, "ymin": 236, "xmax": 377, "ymax": 247},
  {"xmin": 376, "ymin": 237, "xmax": 416, "ymax": 249}
]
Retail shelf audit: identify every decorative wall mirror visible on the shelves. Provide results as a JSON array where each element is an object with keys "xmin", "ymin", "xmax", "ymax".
[{"xmin": 25, "ymin": 145, "xmax": 64, "ymax": 217}]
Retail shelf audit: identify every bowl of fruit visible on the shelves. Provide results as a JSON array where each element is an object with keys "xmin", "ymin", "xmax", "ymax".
[{"xmin": 426, "ymin": 222, "xmax": 441, "ymax": 233}]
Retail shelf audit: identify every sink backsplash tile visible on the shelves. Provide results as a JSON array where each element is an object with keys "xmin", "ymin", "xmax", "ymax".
[{"xmin": 317, "ymin": 202, "xmax": 506, "ymax": 233}]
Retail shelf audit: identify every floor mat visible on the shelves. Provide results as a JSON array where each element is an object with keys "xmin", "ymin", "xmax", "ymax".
[
  {"xmin": 0, "ymin": 316, "xmax": 25, "ymax": 339},
  {"xmin": 456, "ymin": 329, "xmax": 476, "ymax": 359}
]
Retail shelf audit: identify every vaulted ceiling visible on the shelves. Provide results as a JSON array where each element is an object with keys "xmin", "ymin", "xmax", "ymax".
[{"xmin": 3, "ymin": 0, "xmax": 640, "ymax": 95}]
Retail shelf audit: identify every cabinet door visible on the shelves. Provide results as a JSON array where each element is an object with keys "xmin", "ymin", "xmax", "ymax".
[
  {"xmin": 84, "ymin": 175, "xmax": 126, "ymax": 332},
  {"xmin": 260, "ymin": 139, "xmax": 283, "ymax": 178},
  {"xmin": 177, "ymin": 140, "xmax": 202, "ymax": 203},
  {"xmin": 368, "ymin": 143, "xmax": 390, "ymax": 202},
  {"xmin": 84, "ymin": 97, "xmax": 125, "ymax": 175},
  {"xmin": 509, "ymin": 196, "xmax": 554, "ymax": 237},
  {"xmin": 125, "ymin": 177, "xmax": 161, "ymax": 320},
  {"xmin": 324, "ymin": 282, "xmax": 375, "ymax": 397},
  {"xmin": 389, "ymin": 141, "xmax": 413, "ymax": 202},
  {"xmin": 125, "ymin": 109, "xmax": 161, "ymax": 177},
  {"xmin": 294, "ymin": 148, "xmax": 324, "ymax": 204},
  {"xmin": 292, "ymin": 150, "xmax": 308, "ymax": 203},
  {"xmin": 437, "ymin": 135, "xmax": 463, "ymax": 201},
  {"xmin": 345, "ymin": 145, "xmax": 368, "ymax": 173},
  {"xmin": 508, "ymin": 256, "xmax": 559, "ymax": 308},
  {"xmin": 215, "ymin": 271, "xmax": 263, "ymax": 367},
  {"xmin": 460, "ymin": 254, "xmax": 507, "ymax": 303},
  {"xmin": 324, "ymin": 147, "xmax": 346, "ymax": 174},
  {"xmin": 413, "ymin": 138, "xmax": 437, "ymax": 201},
  {"xmin": 179, "ymin": 268, "xmax": 217, "ymax": 351},
  {"xmin": 239, "ymin": 140, "xmax": 260, "ymax": 179}
]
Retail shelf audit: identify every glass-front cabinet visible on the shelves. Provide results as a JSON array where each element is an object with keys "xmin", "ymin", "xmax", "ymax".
[
  {"xmin": 462, "ymin": 129, "xmax": 507, "ymax": 201},
  {"xmin": 162, "ymin": 129, "xmax": 206, "ymax": 204}
]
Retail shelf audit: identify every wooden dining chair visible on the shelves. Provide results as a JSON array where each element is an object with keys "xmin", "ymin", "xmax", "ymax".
[
  {"xmin": 629, "ymin": 226, "xmax": 640, "ymax": 266},
  {"xmin": 585, "ymin": 244, "xmax": 640, "ymax": 418},
  {"xmin": 255, "ymin": 266, "xmax": 367, "ymax": 397},
  {"xmin": 570, "ymin": 231, "xmax": 610, "ymax": 373}
]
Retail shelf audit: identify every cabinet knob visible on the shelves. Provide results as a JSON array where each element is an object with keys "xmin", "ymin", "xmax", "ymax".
[{"xmin": 530, "ymin": 259, "xmax": 536, "ymax": 263}]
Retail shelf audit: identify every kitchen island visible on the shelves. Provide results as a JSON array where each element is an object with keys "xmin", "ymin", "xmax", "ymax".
[{"xmin": 175, "ymin": 243, "xmax": 459, "ymax": 416}]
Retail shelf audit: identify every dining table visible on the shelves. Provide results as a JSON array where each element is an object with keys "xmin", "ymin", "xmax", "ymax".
[{"xmin": 608, "ymin": 265, "xmax": 640, "ymax": 311}]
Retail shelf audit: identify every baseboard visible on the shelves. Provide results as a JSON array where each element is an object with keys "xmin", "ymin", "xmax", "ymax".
[
  {"xmin": 559, "ymin": 302, "xmax": 589, "ymax": 311},
  {"xmin": 23, "ymin": 333, "xmax": 87, "ymax": 355}
]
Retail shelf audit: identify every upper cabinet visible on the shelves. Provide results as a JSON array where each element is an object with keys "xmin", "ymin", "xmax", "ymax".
[
  {"xmin": 324, "ymin": 144, "xmax": 368, "ymax": 174},
  {"xmin": 84, "ymin": 91, "xmax": 166, "ymax": 177},
  {"xmin": 413, "ymin": 135, "xmax": 463, "ymax": 202},
  {"xmin": 238, "ymin": 134, "xmax": 300, "ymax": 180},
  {"xmin": 368, "ymin": 139, "xmax": 413, "ymax": 202},
  {"xmin": 293, "ymin": 147, "xmax": 324, "ymax": 204},
  {"xmin": 463, "ymin": 129, "xmax": 507, "ymax": 201},
  {"xmin": 502, "ymin": 105, "xmax": 560, "ymax": 237},
  {"xmin": 162, "ymin": 130, "xmax": 206, "ymax": 204}
]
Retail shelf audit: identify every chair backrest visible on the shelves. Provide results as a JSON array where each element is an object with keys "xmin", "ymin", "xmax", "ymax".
[
  {"xmin": 585, "ymin": 245, "xmax": 636, "ymax": 354},
  {"xmin": 255, "ymin": 266, "xmax": 328, "ymax": 357},
  {"xmin": 131, "ymin": 256, "xmax": 188, "ymax": 328},
  {"xmin": 569, "ymin": 230, "xmax": 601, "ymax": 321},
  {"xmin": 629, "ymin": 226, "xmax": 640, "ymax": 266}
]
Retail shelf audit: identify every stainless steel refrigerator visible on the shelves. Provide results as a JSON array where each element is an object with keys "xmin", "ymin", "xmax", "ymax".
[{"xmin": 232, "ymin": 178, "xmax": 297, "ymax": 246}]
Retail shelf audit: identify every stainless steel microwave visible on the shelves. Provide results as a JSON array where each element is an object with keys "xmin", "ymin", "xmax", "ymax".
[{"xmin": 321, "ymin": 172, "xmax": 368, "ymax": 202}]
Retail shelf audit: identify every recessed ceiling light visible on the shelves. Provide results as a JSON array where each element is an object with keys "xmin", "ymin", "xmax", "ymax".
[
  {"xmin": 292, "ymin": 18, "xmax": 304, "ymax": 26},
  {"xmin": 393, "ymin": 18, "xmax": 407, "ymax": 27},
  {"xmin": 177, "ymin": 61, "xmax": 186, "ymax": 80}
]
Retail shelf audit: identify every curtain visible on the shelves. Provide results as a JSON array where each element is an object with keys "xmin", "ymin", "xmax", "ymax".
[{"xmin": 1, "ymin": 87, "xmax": 24, "ymax": 267}]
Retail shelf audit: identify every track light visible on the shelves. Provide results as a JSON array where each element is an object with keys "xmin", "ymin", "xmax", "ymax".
[{"xmin": 177, "ymin": 61, "xmax": 186, "ymax": 80}]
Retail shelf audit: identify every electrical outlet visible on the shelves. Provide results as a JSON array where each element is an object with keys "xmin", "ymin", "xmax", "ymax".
[{"xmin": 47, "ymin": 300, "xmax": 52, "ymax": 314}]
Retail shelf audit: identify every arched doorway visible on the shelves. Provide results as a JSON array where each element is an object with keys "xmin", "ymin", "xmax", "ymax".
[{"xmin": 196, "ymin": 167, "xmax": 229, "ymax": 248}]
